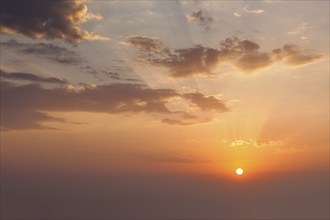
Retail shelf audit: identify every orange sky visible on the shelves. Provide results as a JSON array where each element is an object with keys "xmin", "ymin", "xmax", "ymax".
[{"xmin": 1, "ymin": 0, "xmax": 329, "ymax": 219}]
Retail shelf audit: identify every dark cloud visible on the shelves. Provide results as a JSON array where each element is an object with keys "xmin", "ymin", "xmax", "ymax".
[
  {"xmin": 217, "ymin": 37, "xmax": 273, "ymax": 73},
  {"xmin": 1, "ymin": 108, "xmax": 65, "ymax": 131},
  {"xmin": 162, "ymin": 117, "xmax": 211, "ymax": 126},
  {"xmin": 101, "ymin": 70, "xmax": 141, "ymax": 82},
  {"xmin": 124, "ymin": 36, "xmax": 219, "ymax": 77},
  {"xmin": 236, "ymin": 52, "xmax": 272, "ymax": 73},
  {"xmin": 218, "ymin": 37, "xmax": 323, "ymax": 70},
  {"xmin": 161, "ymin": 111, "xmax": 212, "ymax": 126},
  {"xmin": 162, "ymin": 118, "xmax": 194, "ymax": 126},
  {"xmin": 1, "ymin": 80, "xmax": 228, "ymax": 130},
  {"xmin": 1, "ymin": 39, "xmax": 141, "ymax": 82},
  {"xmin": 0, "ymin": 69, "xmax": 67, "ymax": 84},
  {"xmin": 124, "ymin": 36, "xmax": 167, "ymax": 53},
  {"xmin": 126, "ymin": 36, "xmax": 323, "ymax": 77},
  {"xmin": 78, "ymin": 66, "xmax": 143, "ymax": 83},
  {"xmin": 186, "ymin": 10, "xmax": 214, "ymax": 31},
  {"xmin": 0, "ymin": 0, "xmax": 107, "ymax": 43},
  {"xmin": 152, "ymin": 46, "xmax": 220, "ymax": 77},
  {"xmin": 1, "ymin": 39, "xmax": 84, "ymax": 65},
  {"xmin": 183, "ymin": 93, "xmax": 228, "ymax": 112}
]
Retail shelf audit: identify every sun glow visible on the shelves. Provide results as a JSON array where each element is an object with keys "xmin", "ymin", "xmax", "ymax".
[{"xmin": 236, "ymin": 168, "xmax": 244, "ymax": 175}]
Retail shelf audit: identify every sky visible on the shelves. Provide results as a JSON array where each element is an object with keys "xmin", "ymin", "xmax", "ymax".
[{"xmin": 0, "ymin": 0, "xmax": 329, "ymax": 219}]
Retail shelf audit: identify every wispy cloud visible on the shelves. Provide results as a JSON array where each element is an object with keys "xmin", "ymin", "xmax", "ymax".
[
  {"xmin": 186, "ymin": 10, "xmax": 214, "ymax": 31},
  {"xmin": 233, "ymin": 12, "xmax": 242, "ymax": 17},
  {"xmin": 0, "ymin": 69, "xmax": 67, "ymax": 84},
  {"xmin": 287, "ymin": 23, "xmax": 310, "ymax": 41},
  {"xmin": 134, "ymin": 152, "xmax": 211, "ymax": 164},
  {"xmin": 1, "ymin": 40, "xmax": 84, "ymax": 65},
  {"xmin": 243, "ymin": 6, "xmax": 265, "ymax": 14},
  {"xmin": 287, "ymin": 23, "xmax": 309, "ymax": 35},
  {"xmin": 1, "ymin": 40, "xmax": 143, "ymax": 83}
]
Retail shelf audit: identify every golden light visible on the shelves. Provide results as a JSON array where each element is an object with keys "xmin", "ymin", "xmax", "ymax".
[{"xmin": 236, "ymin": 168, "xmax": 244, "ymax": 175}]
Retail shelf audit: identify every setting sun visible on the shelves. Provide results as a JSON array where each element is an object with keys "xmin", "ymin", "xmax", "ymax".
[{"xmin": 236, "ymin": 168, "xmax": 244, "ymax": 175}]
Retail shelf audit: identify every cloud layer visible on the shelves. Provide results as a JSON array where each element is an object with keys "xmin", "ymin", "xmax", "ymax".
[
  {"xmin": 125, "ymin": 36, "xmax": 323, "ymax": 77},
  {"xmin": 1, "ymin": 74, "xmax": 228, "ymax": 130},
  {"xmin": 0, "ymin": 0, "xmax": 106, "ymax": 43}
]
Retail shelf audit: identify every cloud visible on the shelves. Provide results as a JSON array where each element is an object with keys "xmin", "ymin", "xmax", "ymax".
[
  {"xmin": 78, "ymin": 65, "xmax": 143, "ymax": 83},
  {"xmin": 0, "ymin": 69, "xmax": 67, "ymax": 84},
  {"xmin": 287, "ymin": 23, "xmax": 310, "ymax": 41},
  {"xmin": 225, "ymin": 139, "xmax": 283, "ymax": 149},
  {"xmin": 1, "ymin": 107, "xmax": 66, "ymax": 130},
  {"xmin": 218, "ymin": 37, "xmax": 273, "ymax": 73},
  {"xmin": 243, "ymin": 6, "xmax": 265, "ymax": 14},
  {"xmin": 1, "ymin": 40, "xmax": 84, "ymax": 65},
  {"xmin": 162, "ymin": 117, "xmax": 212, "ymax": 126},
  {"xmin": 186, "ymin": 10, "xmax": 214, "ymax": 30},
  {"xmin": 183, "ymin": 93, "xmax": 228, "ymax": 112},
  {"xmin": 1, "ymin": 40, "xmax": 143, "ymax": 83},
  {"xmin": 162, "ymin": 118, "xmax": 195, "ymax": 126},
  {"xmin": 135, "ymin": 152, "xmax": 211, "ymax": 163},
  {"xmin": 0, "ymin": 0, "xmax": 108, "ymax": 43},
  {"xmin": 235, "ymin": 52, "xmax": 272, "ymax": 72},
  {"xmin": 101, "ymin": 70, "xmax": 141, "ymax": 82},
  {"xmin": 162, "ymin": 111, "xmax": 212, "ymax": 126},
  {"xmin": 123, "ymin": 35, "xmax": 166, "ymax": 53},
  {"xmin": 287, "ymin": 23, "xmax": 309, "ymax": 36},
  {"xmin": 272, "ymin": 44, "xmax": 323, "ymax": 66},
  {"xmin": 151, "ymin": 46, "xmax": 220, "ymax": 77},
  {"xmin": 234, "ymin": 12, "xmax": 242, "ymax": 17},
  {"xmin": 1, "ymin": 79, "xmax": 229, "ymax": 130},
  {"xmin": 125, "ymin": 36, "xmax": 323, "ymax": 77}
]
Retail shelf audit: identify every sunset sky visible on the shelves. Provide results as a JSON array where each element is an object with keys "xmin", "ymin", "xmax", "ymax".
[{"xmin": 1, "ymin": 0, "xmax": 329, "ymax": 219}]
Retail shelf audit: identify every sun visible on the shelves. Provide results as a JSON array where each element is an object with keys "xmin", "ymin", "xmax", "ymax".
[{"xmin": 236, "ymin": 168, "xmax": 244, "ymax": 175}]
